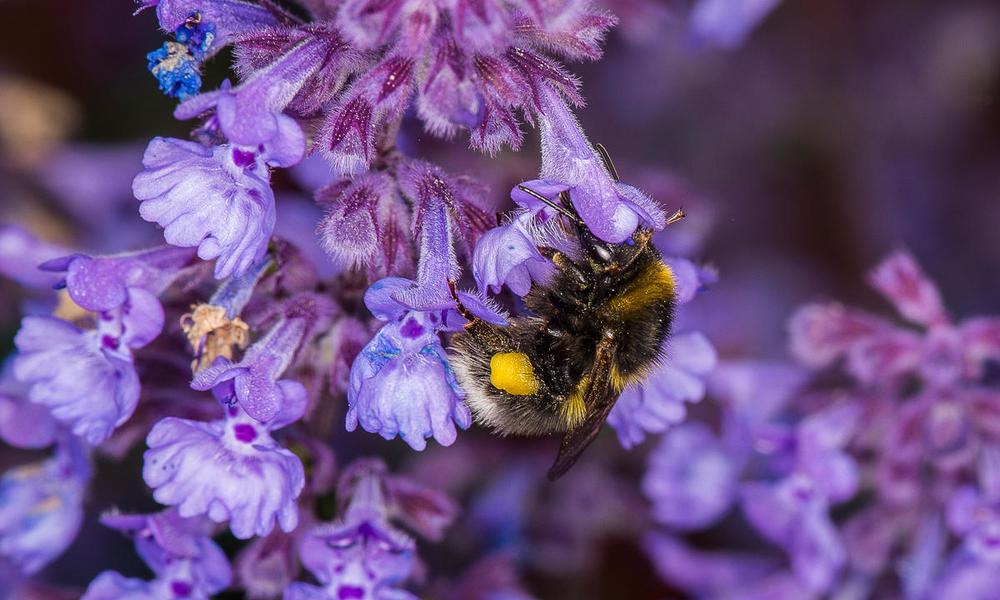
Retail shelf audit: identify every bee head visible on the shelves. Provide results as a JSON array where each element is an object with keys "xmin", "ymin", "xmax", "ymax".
[{"xmin": 576, "ymin": 224, "xmax": 652, "ymax": 269}]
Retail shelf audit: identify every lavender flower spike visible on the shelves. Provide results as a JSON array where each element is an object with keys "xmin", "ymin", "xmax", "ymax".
[
  {"xmin": 346, "ymin": 190, "xmax": 498, "ymax": 450},
  {"xmin": 133, "ymin": 138, "xmax": 276, "ymax": 279},
  {"xmin": 536, "ymin": 84, "xmax": 666, "ymax": 243}
]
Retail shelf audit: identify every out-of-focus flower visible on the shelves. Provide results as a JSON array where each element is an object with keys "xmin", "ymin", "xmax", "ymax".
[
  {"xmin": 82, "ymin": 509, "xmax": 231, "ymax": 600},
  {"xmin": 0, "ymin": 361, "xmax": 58, "ymax": 450},
  {"xmin": 285, "ymin": 462, "xmax": 418, "ymax": 600},
  {"xmin": 13, "ymin": 316, "xmax": 140, "ymax": 445},
  {"xmin": 608, "ymin": 331, "xmax": 717, "ymax": 448},
  {"xmin": 643, "ymin": 422, "xmax": 737, "ymax": 530},
  {"xmin": 0, "ymin": 439, "xmax": 89, "ymax": 575},
  {"xmin": 689, "ymin": 0, "xmax": 782, "ymax": 49},
  {"xmin": 235, "ymin": 530, "xmax": 299, "ymax": 600},
  {"xmin": 133, "ymin": 138, "xmax": 277, "ymax": 278},
  {"xmin": 0, "ymin": 225, "xmax": 71, "ymax": 290},
  {"xmin": 143, "ymin": 380, "xmax": 306, "ymax": 539},
  {"xmin": 789, "ymin": 250, "xmax": 1000, "ymax": 389}
]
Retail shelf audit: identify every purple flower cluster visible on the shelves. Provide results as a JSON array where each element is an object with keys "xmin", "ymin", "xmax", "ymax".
[
  {"xmin": 642, "ymin": 251, "xmax": 1000, "ymax": 598},
  {"xmin": 0, "ymin": 0, "xmax": 795, "ymax": 594}
]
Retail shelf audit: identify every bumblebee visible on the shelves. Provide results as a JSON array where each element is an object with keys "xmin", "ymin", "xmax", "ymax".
[{"xmin": 449, "ymin": 146, "xmax": 682, "ymax": 480}]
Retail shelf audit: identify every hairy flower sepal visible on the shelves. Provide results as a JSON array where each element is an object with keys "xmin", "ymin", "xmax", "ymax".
[
  {"xmin": 536, "ymin": 85, "xmax": 666, "ymax": 243},
  {"xmin": 348, "ymin": 311, "xmax": 472, "ymax": 451},
  {"xmin": 143, "ymin": 393, "xmax": 306, "ymax": 539}
]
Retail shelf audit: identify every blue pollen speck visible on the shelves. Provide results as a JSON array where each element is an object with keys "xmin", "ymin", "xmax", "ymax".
[
  {"xmin": 147, "ymin": 42, "xmax": 202, "ymax": 100},
  {"xmin": 174, "ymin": 20, "xmax": 216, "ymax": 60}
]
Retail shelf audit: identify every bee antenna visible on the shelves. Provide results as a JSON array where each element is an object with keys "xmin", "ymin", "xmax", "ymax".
[
  {"xmin": 516, "ymin": 185, "xmax": 580, "ymax": 223},
  {"xmin": 595, "ymin": 143, "xmax": 620, "ymax": 182},
  {"xmin": 666, "ymin": 208, "xmax": 686, "ymax": 226}
]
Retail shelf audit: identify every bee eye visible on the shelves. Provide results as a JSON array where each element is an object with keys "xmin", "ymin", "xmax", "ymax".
[{"xmin": 593, "ymin": 244, "xmax": 612, "ymax": 262}]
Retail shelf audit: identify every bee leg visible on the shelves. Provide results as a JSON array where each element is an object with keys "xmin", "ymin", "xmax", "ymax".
[
  {"xmin": 538, "ymin": 249, "xmax": 588, "ymax": 287},
  {"xmin": 447, "ymin": 280, "xmax": 478, "ymax": 324}
]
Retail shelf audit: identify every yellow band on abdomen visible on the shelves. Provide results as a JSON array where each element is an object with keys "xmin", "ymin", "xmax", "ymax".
[{"xmin": 490, "ymin": 352, "xmax": 540, "ymax": 395}]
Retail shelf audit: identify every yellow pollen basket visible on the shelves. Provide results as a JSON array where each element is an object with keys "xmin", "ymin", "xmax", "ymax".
[{"xmin": 490, "ymin": 352, "xmax": 540, "ymax": 396}]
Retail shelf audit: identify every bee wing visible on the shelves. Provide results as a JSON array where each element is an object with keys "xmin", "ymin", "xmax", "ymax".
[{"xmin": 547, "ymin": 335, "xmax": 619, "ymax": 481}]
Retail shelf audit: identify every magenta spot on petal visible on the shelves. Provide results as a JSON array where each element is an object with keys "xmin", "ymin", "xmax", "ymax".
[
  {"xmin": 338, "ymin": 585, "xmax": 365, "ymax": 599},
  {"xmin": 233, "ymin": 423, "xmax": 258, "ymax": 443},
  {"xmin": 101, "ymin": 335, "xmax": 120, "ymax": 350},
  {"xmin": 400, "ymin": 317, "xmax": 425, "ymax": 339},
  {"xmin": 232, "ymin": 148, "xmax": 257, "ymax": 168},
  {"xmin": 171, "ymin": 581, "xmax": 192, "ymax": 597}
]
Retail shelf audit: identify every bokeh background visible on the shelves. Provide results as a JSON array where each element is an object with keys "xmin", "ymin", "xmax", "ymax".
[{"xmin": 1, "ymin": 0, "xmax": 999, "ymax": 597}]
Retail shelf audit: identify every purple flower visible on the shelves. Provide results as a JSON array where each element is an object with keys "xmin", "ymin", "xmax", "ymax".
[
  {"xmin": 176, "ymin": 28, "xmax": 356, "ymax": 168},
  {"xmin": 42, "ymin": 246, "xmax": 196, "ymax": 345},
  {"xmin": 285, "ymin": 465, "xmax": 417, "ymax": 600},
  {"xmin": 789, "ymin": 250, "xmax": 1000, "ymax": 389},
  {"xmin": 133, "ymin": 138, "xmax": 276, "ymax": 279},
  {"xmin": 13, "ymin": 317, "xmax": 140, "ymax": 445},
  {"xmin": 642, "ymin": 533, "xmax": 785, "ymax": 599},
  {"xmin": 643, "ymin": 423, "xmax": 737, "ymax": 530},
  {"xmin": 0, "ymin": 440, "xmax": 89, "ymax": 574},
  {"xmin": 740, "ymin": 403, "xmax": 860, "ymax": 593},
  {"xmin": 234, "ymin": 530, "xmax": 298, "ymax": 600},
  {"xmin": 83, "ymin": 509, "xmax": 231, "ymax": 600},
  {"xmin": 472, "ymin": 207, "xmax": 556, "ymax": 296},
  {"xmin": 607, "ymin": 331, "xmax": 717, "ymax": 448},
  {"xmin": 316, "ymin": 172, "xmax": 414, "ymax": 279},
  {"xmin": 143, "ymin": 397, "xmax": 306, "ymax": 539},
  {"xmin": 346, "ymin": 181, "xmax": 504, "ymax": 450},
  {"xmin": 689, "ymin": 0, "xmax": 782, "ymax": 49},
  {"xmin": 946, "ymin": 450, "xmax": 1000, "ymax": 562},
  {"xmin": 192, "ymin": 301, "xmax": 321, "ymax": 422},
  {"xmin": 348, "ymin": 311, "xmax": 472, "ymax": 451},
  {"xmin": 535, "ymin": 84, "xmax": 667, "ymax": 243},
  {"xmin": 147, "ymin": 0, "xmax": 279, "ymax": 53}
]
